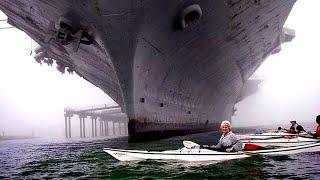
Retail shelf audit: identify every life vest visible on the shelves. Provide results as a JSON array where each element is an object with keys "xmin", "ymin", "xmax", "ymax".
[
  {"xmin": 289, "ymin": 124, "xmax": 297, "ymax": 133},
  {"xmin": 316, "ymin": 126, "xmax": 320, "ymax": 137}
]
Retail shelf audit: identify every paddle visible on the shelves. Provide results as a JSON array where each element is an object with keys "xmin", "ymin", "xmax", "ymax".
[
  {"xmin": 183, "ymin": 140, "xmax": 200, "ymax": 149},
  {"xmin": 277, "ymin": 127, "xmax": 290, "ymax": 132}
]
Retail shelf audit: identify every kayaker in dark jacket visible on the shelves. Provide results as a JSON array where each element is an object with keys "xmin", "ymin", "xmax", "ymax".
[
  {"xmin": 203, "ymin": 120, "xmax": 242, "ymax": 152},
  {"xmin": 287, "ymin": 120, "xmax": 305, "ymax": 134}
]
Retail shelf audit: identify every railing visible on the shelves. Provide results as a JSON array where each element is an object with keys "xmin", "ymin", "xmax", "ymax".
[{"xmin": 64, "ymin": 104, "xmax": 120, "ymax": 113}]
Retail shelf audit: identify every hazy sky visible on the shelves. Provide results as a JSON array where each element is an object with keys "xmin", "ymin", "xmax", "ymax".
[
  {"xmin": 232, "ymin": 1, "xmax": 320, "ymax": 127},
  {"xmin": 0, "ymin": 1, "xmax": 320, "ymax": 137},
  {"xmin": 0, "ymin": 12, "xmax": 115, "ymax": 137}
]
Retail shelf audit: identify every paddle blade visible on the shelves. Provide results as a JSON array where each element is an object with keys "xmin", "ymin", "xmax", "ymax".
[
  {"xmin": 244, "ymin": 143, "xmax": 265, "ymax": 151},
  {"xmin": 183, "ymin": 141, "xmax": 200, "ymax": 149}
]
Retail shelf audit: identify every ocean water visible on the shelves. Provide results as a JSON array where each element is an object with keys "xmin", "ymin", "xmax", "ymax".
[{"xmin": 0, "ymin": 129, "xmax": 319, "ymax": 179}]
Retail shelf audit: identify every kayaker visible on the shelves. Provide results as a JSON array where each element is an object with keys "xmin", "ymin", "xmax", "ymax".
[
  {"xmin": 286, "ymin": 120, "xmax": 305, "ymax": 134},
  {"xmin": 309, "ymin": 115, "xmax": 320, "ymax": 138},
  {"xmin": 203, "ymin": 120, "xmax": 242, "ymax": 152}
]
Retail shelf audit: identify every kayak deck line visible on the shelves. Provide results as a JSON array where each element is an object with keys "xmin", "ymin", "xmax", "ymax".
[{"xmin": 103, "ymin": 147, "xmax": 244, "ymax": 156}]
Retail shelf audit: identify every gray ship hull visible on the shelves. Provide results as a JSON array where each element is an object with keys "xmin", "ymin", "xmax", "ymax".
[{"xmin": 0, "ymin": 0, "xmax": 296, "ymax": 142}]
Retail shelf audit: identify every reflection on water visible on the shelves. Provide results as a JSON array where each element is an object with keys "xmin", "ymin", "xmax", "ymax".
[{"xmin": 0, "ymin": 130, "xmax": 319, "ymax": 179}]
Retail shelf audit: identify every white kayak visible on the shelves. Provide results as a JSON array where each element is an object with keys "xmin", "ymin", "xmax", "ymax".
[
  {"xmin": 242, "ymin": 136, "xmax": 319, "ymax": 147},
  {"xmin": 104, "ymin": 147, "xmax": 249, "ymax": 162},
  {"xmin": 104, "ymin": 142, "xmax": 320, "ymax": 162},
  {"xmin": 245, "ymin": 132, "xmax": 305, "ymax": 139}
]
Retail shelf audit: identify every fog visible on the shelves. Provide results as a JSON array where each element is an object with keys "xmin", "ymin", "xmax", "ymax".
[
  {"xmin": 232, "ymin": 1, "xmax": 320, "ymax": 128},
  {"xmin": 1, "ymin": 1, "xmax": 320, "ymax": 137},
  {"xmin": 0, "ymin": 12, "xmax": 115, "ymax": 137}
]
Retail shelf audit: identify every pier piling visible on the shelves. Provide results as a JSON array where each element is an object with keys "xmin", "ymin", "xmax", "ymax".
[{"xmin": 64, "ymin": 104, "xmax": 128, "ymax": 138}]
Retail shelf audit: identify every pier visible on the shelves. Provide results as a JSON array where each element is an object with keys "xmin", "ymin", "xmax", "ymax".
[{"xmin": 64, "ymin": 104, "xmax": 128, "ymax": 138}]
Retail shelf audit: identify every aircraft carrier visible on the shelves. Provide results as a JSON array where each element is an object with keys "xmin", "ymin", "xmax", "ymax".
[{"xmin": 0, "ymin": 0, "xmax": 296, "ymax": 142}]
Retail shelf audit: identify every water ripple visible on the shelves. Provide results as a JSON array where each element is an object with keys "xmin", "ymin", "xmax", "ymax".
[{"xmin": 0, "ymin": 131, "xmax": 320, "ymax": 179}]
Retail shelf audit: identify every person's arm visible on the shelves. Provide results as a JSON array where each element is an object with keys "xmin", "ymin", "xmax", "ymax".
[
  {"xmin": 232, "ymin": 135, "xmax": 242, "ymax": 151},
  {"xmin": 232, "ymin": 138, "xmax": 243, "ymax": 151},
  {"xmin": 297, "ymin": 125, "xmax": 306, "ymax": 133},
  {"xmin": 203, "ymin": 136, "xmax": 222, "ymax": 148},
  {"xmin": 226, "ymin": 134, "xmax": 242, "ymax": 152}
]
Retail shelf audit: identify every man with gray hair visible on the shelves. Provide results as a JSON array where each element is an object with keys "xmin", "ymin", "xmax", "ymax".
[{"xmin": 203, "ymin": 120, "xmax": 243, "ymax": 152}]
